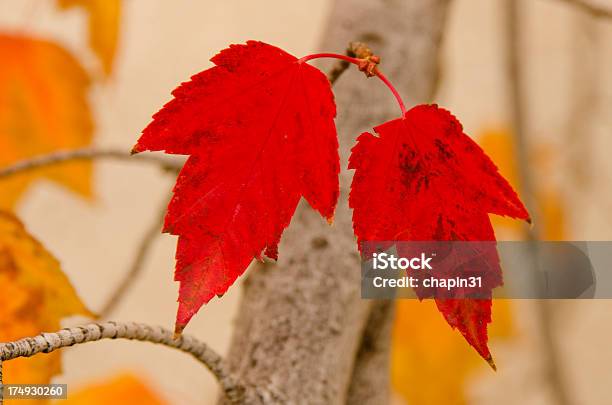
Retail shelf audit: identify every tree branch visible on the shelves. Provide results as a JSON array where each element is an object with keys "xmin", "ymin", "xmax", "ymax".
[
  {"xmin": 504, "ymin": 1, "xmax": 573, "ymax": 404},
  {"xmin": 0, "ymin": 321, "xmax": 266, "ymax": 404},
  {"xmin": 327, "ymin": 58, "xmax": 351, "ymax": 85},
  {"xmin": 219, "ymin": 1, "xmax": 451, "ymax": 403},
  {"xmin": 555, "ymin": 0, "xmax": 612, "ymax": 18},
  {"xmin": 0, "ymin": 148, "xmax": 183, "ymax": 179},
  {"xmin": 346, "ymin": 300, "xmax": 396, "ymax": 404}
]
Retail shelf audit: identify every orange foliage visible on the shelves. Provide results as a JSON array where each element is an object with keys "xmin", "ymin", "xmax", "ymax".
[
  {"xmin": 55, "ymin": 373, "xmax": 168, "ymax": 405},
  {"xmin": 57, "ymin": 0, "xmax": 122, "ymax": 76},
  {"xmin": 392, "ymin": 300, "xmax": 512, "ymax": 405},
  {"xmin": 0, "ymin": 34, "xmax": 93, "ymax": 210},
  {"xmin": 0, "ymin": 212, "xmax": 92, "ymax": 404},
  {"xmin": 478, "ymin": 129, "xmax": 566, "ymax": 240}
]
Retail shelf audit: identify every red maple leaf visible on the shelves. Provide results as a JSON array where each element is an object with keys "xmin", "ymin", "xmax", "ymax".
[
  {"xmin": 349, "ymin": 104, "xmax": 529, "ymax": 366},
  {"xmin": 133, "ymin": 41, "xmax": 339, "ymax": 333}
]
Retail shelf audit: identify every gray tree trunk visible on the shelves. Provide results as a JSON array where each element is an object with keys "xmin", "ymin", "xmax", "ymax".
[{"xmin": 221, "ymin": 1, "xmax": 450, "ymax": 403}]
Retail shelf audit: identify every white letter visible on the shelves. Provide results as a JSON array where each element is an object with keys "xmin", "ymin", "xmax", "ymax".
[
  {"xmin": 377, "ymin": 253, "xmax": 388, "ymax": 270},
  {"xmin": 421, "ymin": 253, "xmax": 432, "ymax": 269},
  {"xmin": 388, "ymin": 254, "xmax": 398, "ymax": 269},
  {"xmin": 373, "ymin": 277, "xmax": 383, "ymax": 287}
]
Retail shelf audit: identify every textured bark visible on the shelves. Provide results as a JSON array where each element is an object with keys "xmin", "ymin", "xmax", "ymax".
[
  {"xmin": 346, "ymin": 301, "xmax": 396, "ymax": 404},
  {"xmin": 221, "ymin": 1, "xmax": 451, "ymax": 404},
  {"xmin": 320, "ymin": 2, "xmax": 450, "ymax": 403}
]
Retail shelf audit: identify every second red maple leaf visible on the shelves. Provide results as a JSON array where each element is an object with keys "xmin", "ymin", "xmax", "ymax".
[{"xmin": 349, "ymin": 104, "xmax": 530, "ymax": 365}]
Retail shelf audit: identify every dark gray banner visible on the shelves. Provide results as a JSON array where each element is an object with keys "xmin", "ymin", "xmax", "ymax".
[{"xmin": 361, "ymin": 241, "xmax": 603, "ymax": 299}]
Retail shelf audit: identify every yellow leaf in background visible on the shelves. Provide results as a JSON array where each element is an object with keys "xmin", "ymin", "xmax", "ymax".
[
  {"xmin": 477, "ymin": 130, "xmax": 518, "ymax": 185},
  {"xmin": 54, "ymin": 373, "xmax": 168, "ymax": 405},
  {"xmin": 391, "ymin": 299, "xmax": 512, "ymax": 405},
  {"xmin": 0, "ymin": 212, "xmax": 92, "ymax": 404},
  {"xmin": 478, "ymin": 130, "xmax": 523, "ymax": 239},
  {"xmin": 478, "ymin": 129, "xmax": 566, "ymax": 240},
  {"xmin": 57, "ymin": 0, "xmax": 121, "ymax": 76},
  {"xmin": 0, "ymin": 34, "xmax": 93, "ymax": 211},
  {"xmin": 537, "ymin": 189, "xmax": 565, "ymax": 240}
]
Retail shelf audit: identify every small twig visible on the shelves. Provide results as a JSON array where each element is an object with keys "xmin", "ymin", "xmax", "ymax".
[
  {"xmin": 0, "ymin": 321, "xmax": 267, "ymax": 404},
  {"xmin": 555, "ymin": 0, "xmax": 612, "ymax": 19},
  {"xmin": 0, "ymin": 148, "xmax": 183, "ymax": 179},
  {"xmin": 98, "ymin": 195, "xmax": 170, "ymax": 318},
  {"xmin": 326, "ymin": 42, "xmax": 375, "ymax": 85},
  {"xmin": 327, "ymin": 59, "xmax": 351, "ymax": 85}
]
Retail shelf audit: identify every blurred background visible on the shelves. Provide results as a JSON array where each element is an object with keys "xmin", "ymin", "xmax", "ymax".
[{"xmin": 0, "ymin": 0, "xmax": 611, "ymax": 404}]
